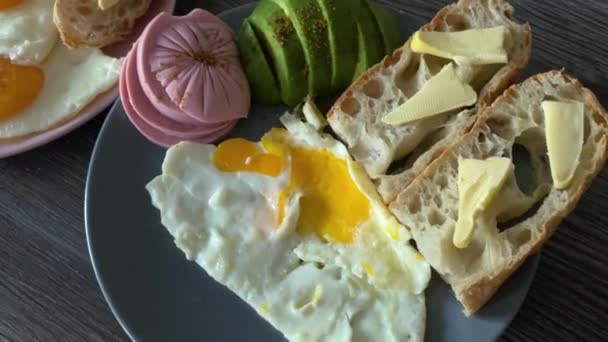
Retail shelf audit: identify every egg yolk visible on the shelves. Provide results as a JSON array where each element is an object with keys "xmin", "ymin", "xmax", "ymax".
[
  {"xmin": 213, "ymin": 129, "xmax": 371, "ymax": 244},
  {"xmin": 0, "ymin": 0, "xmax": 22, "ymax": 10},
  {"xmin": 0, "ymin": 58, "xmax": 44, "ymax": 121},
  {"xmin": 214, "ymin": 138, "xmax": 285, "ymax": 177},
  {"xmin": 285, "ymin": 144, "xmax": 370, "ymax": 243}
]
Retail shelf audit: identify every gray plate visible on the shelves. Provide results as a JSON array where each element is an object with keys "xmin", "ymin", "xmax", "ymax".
[{"xmin": 85, "ymin": 4, "xmax": 540, "ymax": 342}]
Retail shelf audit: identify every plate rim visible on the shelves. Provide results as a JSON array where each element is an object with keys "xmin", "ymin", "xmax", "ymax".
[{"xmin": 86, "ymin": 101, "xmax": 139, "ymax": 341}]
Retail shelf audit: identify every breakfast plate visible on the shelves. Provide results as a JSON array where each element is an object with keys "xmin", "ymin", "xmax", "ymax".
[
  {"xmin": 86, "ymin": 3, "xmax": 541, "ymax": 341},
  {"xmin": 0, "ymin": 0, "xmax": 176, "ymax": 159}
]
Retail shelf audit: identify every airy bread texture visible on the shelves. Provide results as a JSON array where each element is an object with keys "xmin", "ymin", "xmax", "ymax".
[
  {"xmin": 389, "ymin": 71, "xmax": 608, "ymax": 315},
  {"xmin": 53, "ymin": 0, "xmax": 151, "ymax": 48},
  {"xmin": 327, "ymin": 0, "xmax": 531, "ymax": 203}
]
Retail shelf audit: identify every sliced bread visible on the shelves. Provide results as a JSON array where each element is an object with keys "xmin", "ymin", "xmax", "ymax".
[
  {"xmin": 326, "ymin": 0, "xmax": 531, "ymax": 203},
  {"xmin": 53, "ymin": 0, "xmax": 151, "ymax": 48},
  {"xmin": 388, "ymin": 71, "xmax": 608, "ymax": 315}
]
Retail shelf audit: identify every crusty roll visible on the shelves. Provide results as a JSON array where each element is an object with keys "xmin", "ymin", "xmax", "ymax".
[
  {"xmin": 53, "ymin": 0, "xmax": 151, "ymax": 48},
  {"xmin": 389, "ymin": 71, "xmax": 608, "ymax": 315}
]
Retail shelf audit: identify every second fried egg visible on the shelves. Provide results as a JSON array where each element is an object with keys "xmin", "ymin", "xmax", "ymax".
[
  {"xmin": 0, "ymin": 0, "xmax": 57, "ymax": 65},
  {"xmin": 0, "ymin": 43, "xmax": 121, "ymax": 139}
]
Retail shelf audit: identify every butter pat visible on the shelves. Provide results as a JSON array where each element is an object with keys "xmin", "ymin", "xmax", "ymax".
[
  {"xmin": 382, "ymin": 63, "xmax": 477, "ymax": 125},
  {"xmin": 542, "ymin": 100, "xmax": 584, "ymax": 189},
  {"xmin": 454, "ymin": 157, "xmax": 512, "ymax": 249},
  {"xmin": 411, "ymin": 26, "xmax": 508, "ymax": 65},
  {"xmin": 98, "ymin": 0, "xmax": 119, "ymax": 10}
]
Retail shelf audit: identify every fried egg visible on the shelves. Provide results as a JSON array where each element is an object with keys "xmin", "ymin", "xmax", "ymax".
[
  {"xmin": 0, "ymin": 0, "xmax": 122, "ymax": 139},
  {"xmin": 0, "ymin": 43, "xmax": 121, "ymax": 139},
  {"xmin": 0, "ymin": 0, "xmax": 57, "ymax": 65},
  {"xmin": 147, "ymin": 114, "xmax": 431, "ymax": 341}
]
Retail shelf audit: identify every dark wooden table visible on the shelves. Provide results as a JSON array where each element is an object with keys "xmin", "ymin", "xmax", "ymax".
[{"xmin": 1, "ymin": 0, "xmax": 607, "ymax": 341}]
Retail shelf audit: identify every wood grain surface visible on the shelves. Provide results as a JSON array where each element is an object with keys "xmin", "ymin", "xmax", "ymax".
[{"xmin": 1, "ymin": 0, "xmax": 607, "ymax": 341}]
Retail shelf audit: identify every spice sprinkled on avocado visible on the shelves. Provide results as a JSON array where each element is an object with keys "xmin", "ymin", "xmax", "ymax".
[{"xmin": 238, "ymin": 0, "xmax": 402, "ymax": 105}]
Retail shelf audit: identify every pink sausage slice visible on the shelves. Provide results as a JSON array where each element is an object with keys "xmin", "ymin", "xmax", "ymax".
[
  {"xmin": 120, "ymin": 49, "xmax": 238, "ymax": 147},
  {"xmin": 126, "ymin": 43, "xmax": 234, "ymax": 139},
  {"xmin": 137, "ymin": 9, "xmax": 250, "ymax": 124}
]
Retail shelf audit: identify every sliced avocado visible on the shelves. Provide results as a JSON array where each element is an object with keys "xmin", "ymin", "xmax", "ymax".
[
  {"xmin": 351, "ymin": 0, "xmax": 385, "ymax": 79},
  {"xmin": 249, "ymin": 0, "xmax": 307, "ymax": 106},
  {"xmin": 316, "ymin": 0, "xmax": 358, "ymax": 92},
  {"xmin": 271, "ymin": 0, "xmax": 332, "ymax": 97},
  {"xmin": 369, "ymin": 3, "xmax": 403, "ymax": 55},
  {"xmin": 238, "ymin": 19, "xmax": 282, "ymax": 104},
  {"xmin": 248, "ymin": 1, "xmax": 308, "ymax": 106}
]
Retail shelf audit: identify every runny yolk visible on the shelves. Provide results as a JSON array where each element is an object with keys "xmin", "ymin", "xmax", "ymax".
[
  {"xmin": 0, "ymin": 58, "xmax": 44, "ymax": 121},
  {"xmin": 284, "ymin": 145, "xmax": 370, "ymax": 244},
  {"xmin": 0, "ymin": 0, "xmax": 23, "ymax": 10},
  {"xmin": 213, "ymin": 138, "xmax": 285, "ymax": 177},
  {"xmin": 213, "ymin": 129, "xmax": 371, "ymax": 244}
]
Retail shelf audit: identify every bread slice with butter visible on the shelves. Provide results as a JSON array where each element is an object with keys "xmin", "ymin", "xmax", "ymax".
[
  {"xmin": 54, "ymin": 0, "xmax": 151, "ymax": 48},
  {"xmin": 326, "ymin": 0, "xmax": 531, "ymax": 203},
  {"xmin": 389, "ymin": 71, "xmax": 608, "ymax": 315}
]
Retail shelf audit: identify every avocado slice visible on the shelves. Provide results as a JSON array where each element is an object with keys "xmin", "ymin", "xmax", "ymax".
[
  {"xmin": 370, "ymin": 3, "xmax": 403, "ymax": 55},
  {"xmin": 351, "ymin": 0, "xmax": 385, "ymax": 79},
  {"xmin": 316, "ymin": 0, "xmax": 358, "ymax": 92},
  {"xmin": 238, "ymin": 19, "xmax": 282, "ymax": 105},
  {"xmin": 271, "ymin": 0, "xmax": 333, "ymax": 97},
  {"xmin": 249, "ymin": 0, "xmax": 308, "ymax": 106}
]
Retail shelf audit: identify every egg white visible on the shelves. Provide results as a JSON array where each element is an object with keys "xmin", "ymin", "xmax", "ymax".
[
  {"xmin": 279, "ymin": 114, "xmax": 431, "ymax": 294},
  {"xmin": 0, "ymin": 43, "xmax": 122, "ymax": 139},
  {"xmin": 147, "ymin": 116, "xmax": 431, "ymax": 341},
  {"xmin": 0, "ymin": 0, "xmax": 57, "ymax": 65}
]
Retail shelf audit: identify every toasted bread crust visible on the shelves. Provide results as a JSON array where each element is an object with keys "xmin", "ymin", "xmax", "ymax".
[
  {"xmin": 456, "ymin": 72, "xmax": 608, "ymax": 315},
  {"xmin": 388, "ymin": 71, "xmax": 608, "ymax": 315},
  {"xmin": 328, "ymin": 1, "xmax": 530, "ymax": 120},
  {"xmin": 54, "ymin": 0, "xmax": 151, "ymax": 48},
  {"xmin": 326, "ymin": 0, "xmax": 532, "ymax": 204}
]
